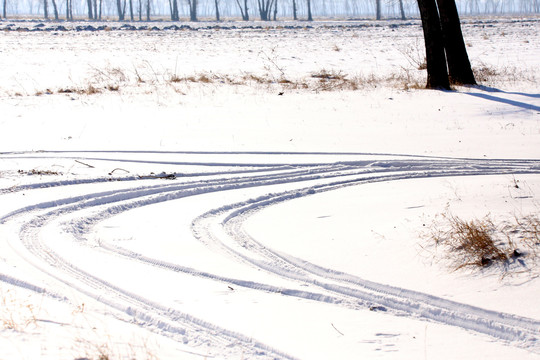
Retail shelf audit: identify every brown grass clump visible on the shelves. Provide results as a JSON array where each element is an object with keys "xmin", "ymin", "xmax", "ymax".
[
  {"xmin": 426, "ymin": 211, "xmax": 540, "ymax": 273},
  {"xmin": 432, "ymin": 214, "xmax": 511, "ymax": 269}
]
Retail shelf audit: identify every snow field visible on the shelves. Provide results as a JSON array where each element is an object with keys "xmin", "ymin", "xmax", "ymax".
[{"xmin": 1, "ymin": 16, "xmax": 540, "ymax": 360}]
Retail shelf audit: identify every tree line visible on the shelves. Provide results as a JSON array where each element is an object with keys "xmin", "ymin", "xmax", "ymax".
[{"xmin": 1, "ymin": 0, "xmax": 538, "ymax": 21}]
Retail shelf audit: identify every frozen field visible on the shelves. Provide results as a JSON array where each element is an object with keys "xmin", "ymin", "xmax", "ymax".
[{"xmin": 1, "ymin": 16, "xmax": 540, "ymax": 359}]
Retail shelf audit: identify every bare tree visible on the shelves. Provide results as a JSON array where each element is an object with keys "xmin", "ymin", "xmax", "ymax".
[
  {"xmin": 291, "ymin": 0, "xmax": 297, "ymax": 20},
  {"xmin": 2, "ymin": 0, "xmax": 6, "ymax": 18},
  {"xmin": 436, "ymin": 0, "xmax": 476, "ymax": 84},
  {"xmin": 66, "ymin": 0, "xmax": 73, "ymax": 20},
  {"xmin": 214, "ymin": 0, "xmax": 220, "ymax": 20},
  {"xmin": 116, "ymin": 0, "xmax": 125, "ymax": 20},
  {"xmin": 86, "ymin": 0, "xmax": 93, "ymax": 19},
  {"xmin": 417, "ymin": 0, "xmax": 475, "ymax": 88},
  {"xmin": 146, "ymin": 0, "xmax": 150, "ymax": 20},
  {"xmin": 43, "ymin": 0, "xmax": 48, "ymax": 18},
  {"xmin": 186, "ymin": 0, "xmax": 197, "ymax": 21},
  {"xmin": 129, "ymin": 0, "xmax": 134, "ymax": 20},
  {"xmin": 258, "ymin": 0, "xmax": 275, "ymax": 20},
  {"xmin": 376, "ymin": 0, "xmax": 381, "ymax": 19},
  {"xmin": 51, "ymin": 0, "xmax": 59, "ymax": 19},
  {"xmin": 417, "ymin": 0, "xmax": 450, "ymax": 89},
  {"xmin": 307, "ymin": 0, "xmax": 312, "ymax": 20},
  {"xmin": 235, "ymin": 0, "xmax": 249, "ymax": 20},
  {"xmin": 399, "ymin": 0, "xmax": 406, "ymax": 19}
]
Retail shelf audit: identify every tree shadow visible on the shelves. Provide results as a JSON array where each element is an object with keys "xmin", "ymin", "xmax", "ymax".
[{"xmin": 463, "ymin": 85, "xmax": 540, "ymax": 112}]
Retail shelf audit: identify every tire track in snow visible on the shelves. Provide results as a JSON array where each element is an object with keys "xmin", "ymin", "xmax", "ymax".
[{"xmin": 1, "ymin": 152, "xmax": 540, "ymax": 357}]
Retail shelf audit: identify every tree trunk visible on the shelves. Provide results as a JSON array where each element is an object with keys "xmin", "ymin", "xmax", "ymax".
[
  {"xmin": 138, "ymin": 0, "xmax": 142, "ymax": 20},
  {"xmin": 273, "ymin": 0, "xmax": 277, "ymax": 20},
  {"xmin": 99, "ymin": 0, "xmax": 103, "ymax": 19},
  {"xmin": 307, "ymin": 0, "xmax": 312, "ymax": 20},
  {"xmin": 129, "ymin": 0, "xmax": 134, "ymax": 20},
  {"xmin": 399, "ymin": 0, "xmax": 406, "ymax": 19},
  {"xmin": 2, "ymin": 0, "xmax": 6, "ymax": 19},
  {"xmin": 146, "ymin": 0, "xmax": 150, "ymax": 20},
  {"xmin": 376, "ymin": 0, "xmax": 381, "ymax": 19},
  {"xmin": 173, "ymin": 0, "xmax": 179, "ymax": 20},
  {"xmin": 51, "ymin": 0, "xmax": 59, "ymax": 19},
  {"xmin": 189, "ymin": 0, "xmax": 198, "ymax": 21},
  {"xmin": 417, "ymin": 0, "xmax": 450, "ymax": 89},
  {"xmin": 235, "ymin": 0, "xmax": 249, "ymax": 20},
  {"xmin": 292, "ymin": 0, "xmax": 297, "ymax": 20},
  {"xmin": 214, "ymin": 0, "xmax": 220, "ymax": 20},
  {"xmin": 66, "ymin": 0, "xmax": 72, "ymax": 20},
  {"xmin": 44, "ymin": 0, "xmax": 49, "ymax": 19},
  {"xmin": 117, "ymin": 0, "xmax": 125, "ymax": 20},
  {"xmin": 258, "ymin": 0, "xmax": 269, "ymax": 20},
  {"xmin": 93, "ymin": 0, "xmax": 97, "ymax": 19},
  {"xmin": 86, "ymin": 0, "xmax": 93, "ymax": 19},
  {"xmin": 436, "ymin": 0, "xmax": 476, "ymax": 85}
]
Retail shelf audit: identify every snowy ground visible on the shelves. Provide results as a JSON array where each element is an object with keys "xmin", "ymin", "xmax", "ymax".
[{"xmin": 1, "ymin": 16, "xmax": 539, "ymax": 360}]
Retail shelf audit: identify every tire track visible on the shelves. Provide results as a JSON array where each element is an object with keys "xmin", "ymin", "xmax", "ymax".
[{"xmin": 1, "ymin": 152, "xmax": 540, "ymax": 357}]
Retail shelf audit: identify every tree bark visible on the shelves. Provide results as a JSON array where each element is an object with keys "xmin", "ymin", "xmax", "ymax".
[
  {"xmin": 43, "ymin": 0, "xmax": 49, "ymax": 19},
  {"xmin": 86, "ymin": 0, "xmax": 93, "ymax": 19},
  {"xmin": 129, "ymin": 0, "xmax": 134, "ymax": 20},
  {"xmin": 292, "ymin": 0, "xmax": 297, "ymax": 20},
  {"xmin": 307, "ymin": 0, "xmax": 312, "ymax": 20},
  {"xmin": 2, "ymin": 0, "xmax": 6, "ymax": 19},
  {"xmin": 51, "ymin": 0, "xmax": 59, "ymax": 19},
  {"xmin": 399, "ymin": 0, "xmax": 406, "ymax": 19},
  {"xmin": 146, "ymin": 0, "xmax": 150, "ymax": 20},
  {"xmin": 66, "ymin": 0, "xmax": 72, "ymax": 20},
  {"xmin": 214, "ymin": 0, "xmax": 220, "ymax": 21},
  {"xmin": 376, "ymin": 0, "xmax": 381, "ymax": 19},
  {"xmin": 436, "ymin": 0, "xmax": 476, "ymax": 84},
  {"xmin": 117, "ymin": 0, "xmax": 125, "ymax": 20},
  {"xmin": 188, "ymin": 0, "xmax": 197, "ymax": 21},
  {"xmin": 417, "ymin": 0, "xmax": 450, "ymax": 89}
]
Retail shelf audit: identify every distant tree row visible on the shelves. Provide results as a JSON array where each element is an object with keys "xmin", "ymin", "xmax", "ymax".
[{"xmin": 1, "ymin": 0, "xmax": 538, "ymax": 21}]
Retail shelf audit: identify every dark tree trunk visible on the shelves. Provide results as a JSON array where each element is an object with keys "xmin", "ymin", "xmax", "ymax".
[
  {"xmin": 214, "ymin": 0, "xmax": 220, "ymax": 20},
  {"xmin": 307, "ymin": 0, "xmax": 312, "ymax": 20},
  {"xmin": 130, "ymin": 0, "xmax": 135, "ymax": 20},
  {"xmin": 235, "ymin": 0, "xmax": 249, "ymax": 20},
  {"xmin": 399, "ymin": 0, "xmax": 406, "ymax": 19},
  {"xmin": 146, "ymin": 0, "xmax": 150, "ymax": 20},
  {"xmin": 189, "ymin": 0, "xmax": 197, "ymax": 21},
  {"xmin": 66, "ymin": 0, "xmax": 72, "ymax": 20},
  {"xmin": 138, "ymin": 0, "xmax": 142, "ymax": 20},
  {"xmin": 93, "ymin": 0, "xmax": 97, "ymax": 18},
  {"xmin": 173, "ymin": 0, "xmax": 179, "ymax": 20},
  {"xmin": 436, "ymin": 0, "xmax": 476, "ymax": 85},
  {"xmin": 86, "ymin": 0, "xmax": 93, "ymax": 19},
  {"xmin": 43, "ymin": 0, "xmax": 49, "ymax": 19},
  {"xmin": 2, "ymin": 0, "xmax": 6, "ymax": 18},
  {"xmin": 417, "ymin": 0, "xmax": 450, "ymax": 89},
  {"xmin": 292, "ymin": 0, "xmax": 297, "ymax": 20},
  {"xmin": 273, "ymin": 0, "xmax": 277, "ymax": 20},
  {"xmin": 51, "ymin": 0, "xmax": 59, "ymax": 19},
  {"xmin": 258, "ymin": 0, "xmax": 273, "ymax": 20},
  {"xmin": 376, "ymin": 0, "xmax": 381, "ymax": 19},
  {"xmin": 99, "ymin": 0, "xmax": 103, "ymax": 19},
  {"xmin": 117, "ymin": 0, "xmax": 125, "ymax": 20}
]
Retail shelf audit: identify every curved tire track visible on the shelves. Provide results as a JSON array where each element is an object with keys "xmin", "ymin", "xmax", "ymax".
[{"xmin": 1, "ymin": 151, "xmax": 540, "ymax": 357}]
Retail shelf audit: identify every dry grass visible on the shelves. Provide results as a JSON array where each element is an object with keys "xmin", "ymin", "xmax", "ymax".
[
  {"xmin": 426, "ymin": 211, "xmax": 540, "ymax": 273},
  {"xmin": 1, "ymin": 288, "xmax": 40, "ymax": 331}
]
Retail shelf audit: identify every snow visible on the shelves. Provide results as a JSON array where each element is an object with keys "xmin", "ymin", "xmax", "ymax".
[{"xmin": 1, "ymin": 16, "xmax": 540, "ymax": 360}]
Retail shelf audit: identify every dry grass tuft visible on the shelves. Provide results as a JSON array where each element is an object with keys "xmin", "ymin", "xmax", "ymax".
[{"xmin": 426, "ymin": 211, "xmax": 540, "ymax": 273}]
